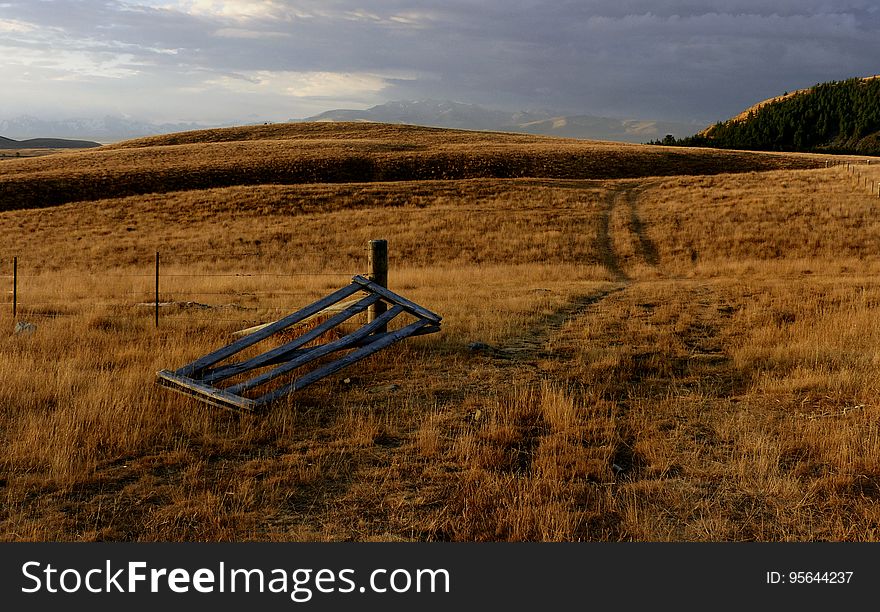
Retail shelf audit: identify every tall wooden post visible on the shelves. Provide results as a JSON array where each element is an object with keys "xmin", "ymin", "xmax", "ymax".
[
  {"xmin": 368, "ymin": 239, "xmax": 388, "ymax": 333},
  {"xmin": 12, "ymin": 256, "xmax": 17, "ymax": 320}
]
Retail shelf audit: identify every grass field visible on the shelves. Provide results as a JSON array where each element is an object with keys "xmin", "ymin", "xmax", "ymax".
[
  {"xmin": 0, "ymin": 148, "xmax": 96, "ymax": 160},
  {"xmin": 2, "ymin": 123, "xmax": 879, "ymax": 541}
]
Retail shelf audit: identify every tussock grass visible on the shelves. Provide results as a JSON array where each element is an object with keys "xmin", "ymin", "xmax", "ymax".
[
  {"xmin": 2, "ymin": 124, "xmax": 880, "ymax": 541},
  {"xmin": 639, "ymin": 167, "xmax": 880, "ymax": 271}
]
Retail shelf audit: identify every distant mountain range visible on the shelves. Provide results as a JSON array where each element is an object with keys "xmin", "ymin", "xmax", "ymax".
[
  {"xmin": 0, "ymin": 135, "xmax": 100, "ymax": 150},
  {"xmin": 0, "ymin": 116, "xmax": 211, "ymax": 144},
  {"xmin": 298, "ymin": 100, "xmax": 703, "ymax": 143},
  {"xmin": 2, "ymin": 101, "xmax": 703, "ymax": 145}
]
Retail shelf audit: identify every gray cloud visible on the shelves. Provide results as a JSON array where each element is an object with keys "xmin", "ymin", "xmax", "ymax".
[{"xmin": 0, "ymin": 0, "xmax": 878, "ymax": 124}]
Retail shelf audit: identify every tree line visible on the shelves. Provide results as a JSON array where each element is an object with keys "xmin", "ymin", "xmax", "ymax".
[{"xmin": 651, "ymin": 78, "xmax": 880, "ymax": 155}]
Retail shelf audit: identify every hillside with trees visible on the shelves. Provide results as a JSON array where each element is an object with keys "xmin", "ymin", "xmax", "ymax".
[{"xmin": 658, "ymin": 77, "xmax": 880, "ymax": 155}]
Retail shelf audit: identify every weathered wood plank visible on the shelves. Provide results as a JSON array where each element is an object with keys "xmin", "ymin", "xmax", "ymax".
[
  {"xmin": 255, "ymin": 319, "xmax": 432, "ymax": 405},
  {"xmin": 292, "ymin": 319, "xmax": 431, "ymax": 390},
  {"xmin": 209, "ymin": 323, "xmax": 440, "ymax": 384},
  {"xmin": 201, "ymin": 345, "xmax": 318, "ymax": 384},
  {"xmin": 177, "ymin": 282, "xmax": 362, "ymax": 376},
  {"xmin": 351, "ymin": 275, "xmax": 442, "ymax": 323},
  {"xmin": 231, "ymin": 298, "xmax": 364, "ymax": 338},
  {"xmin": 227, "ymin": 304, "xmax": 405, "ymax": 395},
  {"xmin": 334, "ymin": 323, "xmax": 439, "ymax": 345},
  {"xmin": 156, "ymin": 370, "xmax": 257, "ymax": 412},
  {"xmin": 201, "ymin": 293, "xmax": 382, "ymax": 384},
  {"xmin": 412, "ymin": 324, "xmax": 441, "ymax": 337}
]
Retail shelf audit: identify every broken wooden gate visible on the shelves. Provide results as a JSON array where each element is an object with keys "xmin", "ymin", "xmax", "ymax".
[{"xmin": 156, "ymin": 275, "xmax": 441, "ymax": 411}]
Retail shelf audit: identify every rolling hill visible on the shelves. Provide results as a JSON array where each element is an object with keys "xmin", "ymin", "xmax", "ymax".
[
  {"xmin": 0, "ymin": 122, "xmax": 827, "ymax": 212},
  {"xmin": 0, "ymin": 135, "xmax": 101, "ymax": 150},
  {"xmin": 676, "ymin": 76, "xmax": 880, "ymax": 155}
]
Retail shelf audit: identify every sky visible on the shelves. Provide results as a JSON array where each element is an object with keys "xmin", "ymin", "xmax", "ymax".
[{"xmin": 1, "ymin": 1, "xmax": 879, "ymax": 126}]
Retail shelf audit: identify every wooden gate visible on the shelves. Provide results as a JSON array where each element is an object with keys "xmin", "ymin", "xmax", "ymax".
[{"xmin": 157, "ymin": 275, "xmax": 441, "ymax": 411}]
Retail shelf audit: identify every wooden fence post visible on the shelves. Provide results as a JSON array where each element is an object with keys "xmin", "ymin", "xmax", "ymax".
[
  {"xmin": 368, "ymin": 239, "xmax": 388, "ymax": 333},
  {"xmin": 12, "ymin": 256, "xmax": 17, "ymax": 320}
]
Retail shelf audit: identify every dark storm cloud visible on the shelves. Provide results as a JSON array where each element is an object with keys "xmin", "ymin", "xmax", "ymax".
[{"xmin": 0, "ymin": 0, "xmax": 878, "ymax": 123}]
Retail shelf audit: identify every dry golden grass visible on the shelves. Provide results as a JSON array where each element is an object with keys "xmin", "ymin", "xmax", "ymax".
[
  {"xmin": 0, "ymin": 148, "xmax": 95, "ymax": 160},
  {"xmin": 2, "ymin": 123, "xmax": 880, "ymax": 541},
  {"xmin": 637, "ymin": 165, "xmax": 880, "ymax": 271},
  {"xmin": 0, "ymin": 122, "xmax": 827, "ymax": 211}
]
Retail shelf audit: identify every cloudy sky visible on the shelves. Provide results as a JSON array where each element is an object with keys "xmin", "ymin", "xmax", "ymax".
[{"xmin": 1, "ymin": 1, "xmax": 879, "ymax": 125}]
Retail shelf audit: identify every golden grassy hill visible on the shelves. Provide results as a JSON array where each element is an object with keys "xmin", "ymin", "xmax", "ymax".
[
  {"xmin": 0, "ymin": 122, "xmax": 827, "ymax": 212},
  {"xmin": 3, "ymin": 121, "xmax": 880, "ymax": 543}
]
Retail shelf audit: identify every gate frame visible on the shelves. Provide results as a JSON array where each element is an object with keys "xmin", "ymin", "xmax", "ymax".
[{"xmin": 157, "ymin": 275, "xmax": 441, "ymax": 411}]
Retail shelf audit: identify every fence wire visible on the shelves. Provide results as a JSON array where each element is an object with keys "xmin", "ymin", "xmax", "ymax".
[{"xmin": 3, "ymin": 257, "xmax": 364, "ymax": 328}]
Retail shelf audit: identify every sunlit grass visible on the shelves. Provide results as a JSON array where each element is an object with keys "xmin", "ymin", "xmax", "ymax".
[{"xmin": 1, "ymin": 125, "xmax": 880, "ymax": 541}]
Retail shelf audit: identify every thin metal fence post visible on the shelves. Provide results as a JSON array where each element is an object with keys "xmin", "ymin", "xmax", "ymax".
[
  {"xmin": 155, "ymin": 251, "xmax": 159, "ymax": 328},
  {"xmin": 13, "ymin": 256, "xmax": 17, "ymax": 320}
]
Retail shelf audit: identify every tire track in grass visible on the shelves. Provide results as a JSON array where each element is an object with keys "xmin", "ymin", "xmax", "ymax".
[{"xmin": 469, "ymin": 182, "xmax": 653, "ymax": 510}]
